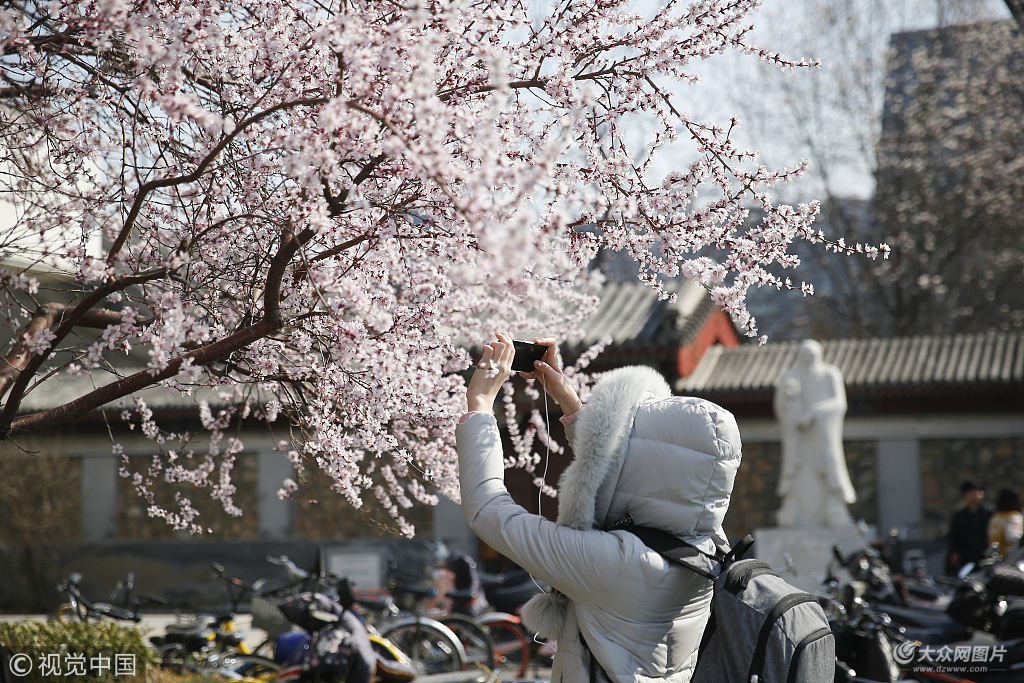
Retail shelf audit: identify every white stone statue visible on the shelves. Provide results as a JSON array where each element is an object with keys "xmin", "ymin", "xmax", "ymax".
[{"xmin": 774, "ymin": 339, "xmax": 857, "ymax": 528}]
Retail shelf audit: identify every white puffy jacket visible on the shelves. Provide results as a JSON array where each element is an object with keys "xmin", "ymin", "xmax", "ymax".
[{"xmin": 456, "ymin": 366, "xmax": 742, "ymax": 683}]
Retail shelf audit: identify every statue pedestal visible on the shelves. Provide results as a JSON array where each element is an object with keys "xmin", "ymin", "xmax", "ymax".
[{"xmin": 752, "ymin": 527, "xmax": 867, "ymax": 594}]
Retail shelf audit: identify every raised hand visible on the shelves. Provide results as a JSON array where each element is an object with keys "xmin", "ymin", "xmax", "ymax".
[
  {"xmin": 465, "ymin": 332, "xmax": 515, "ymax": 415},
  {"xmin": 518, "ymin": 337, "xmax": 583, "ymax": 415}
]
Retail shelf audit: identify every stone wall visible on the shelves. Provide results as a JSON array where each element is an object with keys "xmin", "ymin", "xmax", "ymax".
[
  {"xmin": 292, "ymin": 466, "xmax": 435, "ymax": 540},
  {"xmin": 0, "ymin": 449, "xmax": 81, "ymax": 544},
  {"xmin": 845, "ymin": 440, "xmax": 878, "ymax": 528},
  {"xmin": 0, "ymin": 446, "xmax": 82, "ymax": 610},
  {"xmin": 7, "ymin": 449, "xmax": 439, "ymax": 542},
  {"xmin": 117, "ymin": 453, "xmax": 260, "ymax": 539},
  {"xmin": 725, "ymin": 436, "xmax": 1024, "ymax": 551},
  {"xmin": 723, "ymin": 440, "xmax": 781, "ymax": 541}
]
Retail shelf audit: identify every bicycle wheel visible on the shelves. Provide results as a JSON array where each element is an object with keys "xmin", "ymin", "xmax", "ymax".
[
  {"xmin": 221, "ymin": 653, "xmax": 281, "ymax": 682},
  {"xmin": 438, "ymin": 613, "xmax": 495, "ymax": 670},
  {"xmin": 251, "ymin": 635, "xmax": 280, "ymax": 660},
  {"xmin": 153, "ymin": 643, "xmax": 190, "ymax": 675},
  {"xmin": 484, "ymin": 618, "xmax": 530, "ymax": 678},
  {"xmin": 52, "ymin": 602, "xmax": 80, "ymax": 622},
  {"xmin": 370, "ymin": 634, "xmax": 418, "ymax": 682},
  {"xmin": 382, "ymin": 619, "xmax": 465, "ymax": 675}
]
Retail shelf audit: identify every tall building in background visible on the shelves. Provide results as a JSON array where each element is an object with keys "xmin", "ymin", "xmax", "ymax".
[
  {"xmin": 747, "ymin": 19, "xmax": 1024, "ymax": 341},
  {"xmin": 871, "ymin": 19, "xmax": 1024, "ymax": 336}
]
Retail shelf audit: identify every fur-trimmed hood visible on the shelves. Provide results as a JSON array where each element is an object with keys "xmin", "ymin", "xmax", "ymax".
[
  {"xmin": 523, "ymin": 365, "xmax": 742, "ymax": 639},
  {"xmin": 558, "ymin": 365, "xmax": 741, "ymax": 546},
  {"xmin": 555, "ymin": 365, "xmax": 673, "ymax": 531}
]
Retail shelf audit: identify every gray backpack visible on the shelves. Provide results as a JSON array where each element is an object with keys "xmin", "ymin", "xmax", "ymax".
[{"xmin": 622, "ymin": 525, "xmax": 835, "ymax": 683}]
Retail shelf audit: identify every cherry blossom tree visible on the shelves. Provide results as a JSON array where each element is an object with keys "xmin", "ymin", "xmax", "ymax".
[{"xmin": 0, "ymin": 0, "xmax": 867, "ymax": 534}]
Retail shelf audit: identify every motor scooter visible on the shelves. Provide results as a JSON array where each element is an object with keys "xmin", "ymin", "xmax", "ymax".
[
  {"xmin": 946, "ymin": 547, "xmax": 1024, "ymax": 643},
  {"xmin": 476, "ymin": 567, "xmax": 544, "ymax": 614},
  {"xmin": 833, "ymin": 545, "xmax": 972, "ymax": 646},
  {"xmin": 824, "ymin": 549, "xmax": 1024, "ymax": 682}
]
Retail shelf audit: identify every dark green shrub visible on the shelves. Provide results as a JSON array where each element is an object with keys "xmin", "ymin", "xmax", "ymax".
[{"xmin": 0, "ymin": 619, "xmax": 157, "ymax": 682}]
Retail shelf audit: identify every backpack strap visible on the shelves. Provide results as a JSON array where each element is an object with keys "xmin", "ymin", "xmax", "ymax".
[
  {"xmin": 616, "ymin": 524, "xmax": 727, "ymax": 580},
  {"xmin": 748, "ymin": 593, "xmax": 817, "ymax": 683},
  {"xmin": 722, "ymin": 560, "xmax": 776, "ymax": 594},
  {"xmin": 786, "ymin": 627, "xmax": 833, "ymax": 683},
  {"xmin": 725, "ymin": 534, "xmax": 755, "ymax": 564}
]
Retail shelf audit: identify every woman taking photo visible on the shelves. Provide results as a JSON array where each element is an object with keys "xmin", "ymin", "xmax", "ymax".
[{"xmin": 455, "ymin": 332, "xmax": 742, "ymax": 683}]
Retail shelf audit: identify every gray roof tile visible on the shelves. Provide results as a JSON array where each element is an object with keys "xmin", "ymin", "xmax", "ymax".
[
  {"xmin": 572, "ymin": 278, "xmax": 713, "ymax": 350},
  {"xmin": 677, "ymin": 332, "xmax": 1024, "ymax": 397}
]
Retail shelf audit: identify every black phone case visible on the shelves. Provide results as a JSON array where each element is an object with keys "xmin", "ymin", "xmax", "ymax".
[{"xmin": 511, "ymin": 340, "xmax": 547, "ymax": 372}]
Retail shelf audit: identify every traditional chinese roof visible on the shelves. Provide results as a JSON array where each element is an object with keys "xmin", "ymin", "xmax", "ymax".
[
  {"xmin": 564, "ymin": 277, "xmax": 736, "ymax": 381},
  {"xmin": 15, "ymin": 370, "xmax": 255, "ymax": 415},
  {"xmin": 677, "ymin": 332, "xmax": 1024, "ymax": 413},
  {"xmin": 573, "ymin": 278, "xmax": 715, "ymax": 350}
]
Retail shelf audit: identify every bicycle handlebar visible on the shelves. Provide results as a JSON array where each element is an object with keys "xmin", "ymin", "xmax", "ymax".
[
  {"xmin": 266, "ymin": 554, "xmax": 308, "ymax": 580},
  {"xmin": 211, "ymin": 562, "xmax": 248, "ymax": 586},
  {"xmin": 93, "ymin": 602, "xmax": 143, "ymax": 623}
]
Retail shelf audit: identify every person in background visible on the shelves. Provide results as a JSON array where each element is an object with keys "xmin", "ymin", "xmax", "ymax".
[
  {"xmin": 987, "ymin": 487, "xmax": 1023, "ymax": 557},
  {"xmin": 946, "ymin": 479, "xmax": 994, "ymax": 575}
]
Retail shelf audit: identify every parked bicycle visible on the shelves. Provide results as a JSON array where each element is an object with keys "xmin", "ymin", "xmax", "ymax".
[
  {"xmin": 145, "ymin": 559, "xmax": 297, "ymax": 679},
  {"xmin": 205, "ymin": 555, "xmax": 465, "ymax": 678},
  {"xmin": 250, "ymin": 551, "xmax": 472, "ymax": 676},
  {"xmin": 443, "ymin": 560, "xmax": 546, "ymax": 678},
  {"xmin": 150, "ymin": 623, "xmax": 280, "ymax": 683},
  {"xmin": 385, "ymin": 578, "xmax": 494, "ymax": 672},
  {"xmin": 54, "ymin": 571, "xmax": 164, "ymax": 623},
  {"xmin": 349, "ymin": 585, "xmax": 467, "ymax": 675}
]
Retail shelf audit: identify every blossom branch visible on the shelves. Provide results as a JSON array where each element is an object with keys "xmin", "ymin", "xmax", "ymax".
[
  {"xmin": 7, "ymin": 317, "xmax": 280, "ymax": 435},
  {"xmin": 0, "ymin": 267, "xmax": 170, "ymax": 432},
  {"xmin": 0, "ymin": 304, "xmax": 129, "ymax": 398},
  {"xmin": 107, "ymin": 96, "xmax": 328, "ymax": 266}
]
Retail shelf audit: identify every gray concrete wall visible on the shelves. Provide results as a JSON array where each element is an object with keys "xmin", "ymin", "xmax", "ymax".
[
  {"xmin": 0, "ymin": 537, "xmax": 440, "ymax": 614},
  {"xmin": 876, "ymin": 439, "xmax": 923, "ymax": 535}
]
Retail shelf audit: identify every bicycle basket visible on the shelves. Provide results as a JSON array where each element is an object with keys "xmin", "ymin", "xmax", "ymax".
[
  {"xmin": 251, "ymin": 593, "xmax": 294, "ymax": 636},
  {"xmin": 250, "ymin": 577, "xmax": 298, "ymax": 637}
]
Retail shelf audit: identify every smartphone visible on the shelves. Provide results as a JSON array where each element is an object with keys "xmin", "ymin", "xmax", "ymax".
[{"xmin": 511, "ymin": 340, "xmax": 548, "ymax": 373}]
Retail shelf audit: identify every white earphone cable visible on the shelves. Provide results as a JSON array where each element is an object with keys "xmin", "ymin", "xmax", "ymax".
[
  {"xmin": 530, "ymin": 372, "xmax": 553, "ymax": 602},
  {"xmin": 538, "ymin": 384, "xmax": 550, "ymax": 517}
]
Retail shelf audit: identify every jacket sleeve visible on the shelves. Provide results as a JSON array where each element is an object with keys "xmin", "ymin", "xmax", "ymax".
[{"xmin": 456, "ymin": 412, "xmax": 627, "ymax": 601}]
